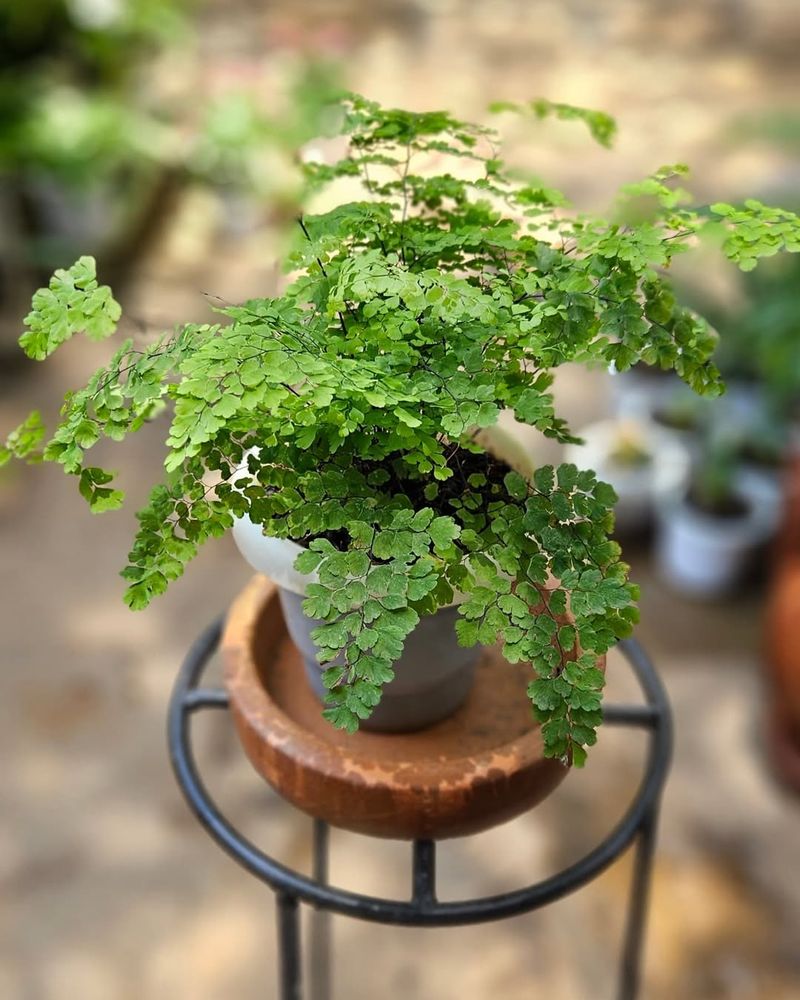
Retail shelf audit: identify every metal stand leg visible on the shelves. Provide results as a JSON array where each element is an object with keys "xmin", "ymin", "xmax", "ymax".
[
  {"xmin": 412, "ymin": 840, "xmax": 436, "ymax": 907},
  {"xmin": 277, "ymin": 893, "xmax": 302, "ymax": 1000},
  {"xmin": 618, "ymin": 805, "xmax": 659, "ymax": 1000},
  {"xmin": 310, "ymin": 820, "xmax": 331, "ymax": 1000}
]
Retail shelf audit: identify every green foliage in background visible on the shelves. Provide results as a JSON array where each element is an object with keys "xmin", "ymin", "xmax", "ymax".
[
  {"xmin": 698, "ymin": 251, "xmax": 800, "ymax": 417},
  {"xmin": 188, "ymin": 61, "xmax": 345, "ymax": 222},
  {"xmin": 4, "ymin": 94, "xmax": 800, "ymax": 762},
  {"xmin": 0, "ymin": 0, "xmax": 187, "ymax": 185}
]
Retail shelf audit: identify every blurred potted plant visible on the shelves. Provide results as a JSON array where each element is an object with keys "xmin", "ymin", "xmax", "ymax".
[
  {"xmin": 650, "ymin": 387, "xmax": 707, "ymax": 442},
  {"xmin": 565, "ymin": 418, "xmax": 690, "ymax": 535},
  {"xmin": 3, "ymin": 94, "xmax": 800, "ymax": 766},
  {"xmin": 5, "ymin": 87, "xmax": 184, "ymax": 312},
  {"xmin": 608, "ymin": 362, "xmax": 686, "ymax": 421},
  {"xmin": 664, "ymin": 214, "xmax": 800, "ymax": 596},
  {"xmin": 735, "ymin": 418, "xmax": 787, "ymax": 530},
  {"xmin": 655, "ymin": 432, "xmax": 779, "ymax": 597}
]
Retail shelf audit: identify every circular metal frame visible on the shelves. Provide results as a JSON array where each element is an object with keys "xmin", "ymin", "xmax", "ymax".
[
  {"xmin": 168, "ymin": 617, "xmax": 672, "ymax": 998},
  {"xmin": 169, "ymin": 618, "xmax": 671, "ymax": 924}
]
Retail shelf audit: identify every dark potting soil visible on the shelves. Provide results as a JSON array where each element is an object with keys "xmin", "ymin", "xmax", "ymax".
[
  {"xmin": 738, "ymin": 441, "xmax": 786, "ymax": 471},
  {"xmin": 652, "ymin": 407, "xmax": 699, "ymax": 433},
  {"xmin": 299, "ymin": 445, "xmax": 513, "ymax": 552},
  {"xmin": 686, "ymin": 485, "xmax": 751, "ymax": 521}
]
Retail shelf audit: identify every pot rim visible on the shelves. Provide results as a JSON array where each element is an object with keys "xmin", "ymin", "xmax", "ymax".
[{"xmin": 231, "ymin": 424, "xmax": 533, "ymax": 599}]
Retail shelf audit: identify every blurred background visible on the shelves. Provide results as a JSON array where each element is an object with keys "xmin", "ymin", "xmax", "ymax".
[{"xmin": 2, "ymin": 1, "xmax": 800, "ymax": 998}]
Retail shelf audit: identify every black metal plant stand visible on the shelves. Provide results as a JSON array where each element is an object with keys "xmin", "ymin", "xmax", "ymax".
[{"xmin": 168, "ymin": 618, "xmax": 672, "ymax": 1000}]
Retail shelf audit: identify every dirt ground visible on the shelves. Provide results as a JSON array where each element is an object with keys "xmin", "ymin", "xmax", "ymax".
[{"xmin": 2, "ymin": 2, "xmax": 800, "ymax": 998}]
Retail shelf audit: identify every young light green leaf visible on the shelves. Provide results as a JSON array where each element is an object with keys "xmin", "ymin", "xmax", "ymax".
[{"xmin": 19, "ymin": 257, "xmax": 120, "ymax": 360}]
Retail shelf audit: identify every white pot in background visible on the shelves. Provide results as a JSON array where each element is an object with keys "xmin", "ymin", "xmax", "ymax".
[
  {"xmin": 607, "ymin": 365, "xmax": 684, "ymax": 420},
  {"xmin": 565, "ymin": 419, "xmax": 691, "ymax": 533},
  {"xmin": 655, "ymin": 474, "xmax": 779, "ymax": 597},
  {"xmin": 738, "ymin": 464, "xmax": 785, "ymax": 535},
  {"xmin": 724, "ymin": 379, "xmax": 769, "ymax": 431}
]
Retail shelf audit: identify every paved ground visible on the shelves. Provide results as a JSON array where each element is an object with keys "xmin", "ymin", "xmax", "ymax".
[{"xmin": 2, "ymin": 2, "xmax": 800, "ymax": 998}]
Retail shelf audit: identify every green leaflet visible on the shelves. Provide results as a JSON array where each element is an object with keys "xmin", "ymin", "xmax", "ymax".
[
  {"xmin": 489, "ymin": 98, "xmax": 617, "ymax": 148},
  {"xmin": 19, "ymin": 257, "xmax": 120, "ymax": 360},
  {"xmin": 1, "ymin": 411, "xmax": 45, "ymax": 466}
]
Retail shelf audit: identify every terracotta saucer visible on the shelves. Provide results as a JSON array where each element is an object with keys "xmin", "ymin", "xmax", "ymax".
[{"xmin": 222, "ymin": 575, "xmax": 570, "ymax": 840}]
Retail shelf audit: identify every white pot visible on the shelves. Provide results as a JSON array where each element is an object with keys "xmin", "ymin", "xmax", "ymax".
[
  {"xmin": 231, "ymin": 514, "xmax": 474, "ymax": 606},
  {"xmin": 231, "ymin": 517, "xmax": 315, "ymax": 595},
  {"xmin": 565, "ymin": 419, "xmax": 691, "ymax": 533},
  {"xmin": 655, "ymin": 475, "xmax": 778, "ymax": 597}
]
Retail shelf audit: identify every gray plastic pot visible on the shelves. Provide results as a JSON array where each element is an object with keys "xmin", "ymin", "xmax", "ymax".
[
  {"xmin": 231, "ymin": 520, "xmax": 481, "ymax": 732},
  {"xmin": 277, "ymin": 587, "xmax": 480, "ymax": 732}
]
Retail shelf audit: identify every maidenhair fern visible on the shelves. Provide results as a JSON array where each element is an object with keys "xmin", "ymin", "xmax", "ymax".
[{"xmin": 4, "ymin": 94, "xmax": 800, "ymax": 763}]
